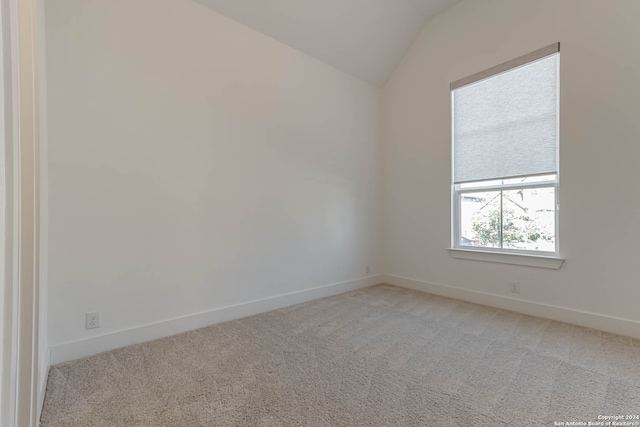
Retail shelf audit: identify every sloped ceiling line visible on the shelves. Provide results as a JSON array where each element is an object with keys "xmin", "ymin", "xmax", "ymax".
[{"xmin": 192, "ymin": 0, "xmax": 461, "ymax": 86}]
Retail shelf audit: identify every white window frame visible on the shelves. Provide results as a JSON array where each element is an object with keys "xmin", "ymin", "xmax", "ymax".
[
  {"xmin": 452, "ymin": 176, "xmax": 559, "ymax": 256},
  {"xmin": 449, "ymin": 44, "xmax": 564, "ymax": 269}
]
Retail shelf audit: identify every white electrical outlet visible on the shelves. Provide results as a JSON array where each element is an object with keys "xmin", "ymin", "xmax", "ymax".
[
  {"xmin": 86, "ymin": 312, "xmax": 100, "ymax": 330},
  {"xmin": 510, "ymin": 282, "xmax": 520, "ymax": 294},
  {"xmin": 366, "ymin": 265, "xmax": 370, "ymax": 274}
]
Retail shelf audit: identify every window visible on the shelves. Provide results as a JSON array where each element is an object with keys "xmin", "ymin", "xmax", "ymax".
[{"xmin": 451, "ymin": 44, "xmax": 559, "ymax": 257}]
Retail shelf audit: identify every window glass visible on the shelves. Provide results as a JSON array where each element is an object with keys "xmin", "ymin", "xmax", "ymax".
[{"xmin": 452, "ymin": 48, "xmax": 559, "ymax": 254}]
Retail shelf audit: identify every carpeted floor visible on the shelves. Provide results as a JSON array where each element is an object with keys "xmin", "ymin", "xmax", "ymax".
[{"xmin": 40, "ymin": 285, "xmax": 640, "ymax": 426}]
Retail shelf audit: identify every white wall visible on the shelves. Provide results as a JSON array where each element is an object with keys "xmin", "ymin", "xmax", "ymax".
[
  {"xmin": 383, "ymin": 0, "xmax": 640, "ymax": 330},
  {"xmin": 37, "ymin": 0, "xmax": 49, "ymax": 416},
  {"xmin": 46, "ymin": 0, "xmax": 381, "ymax": 355},
  {"xmin": 0, "ymin": 0, "xmax": 5, "ymax": 406}
]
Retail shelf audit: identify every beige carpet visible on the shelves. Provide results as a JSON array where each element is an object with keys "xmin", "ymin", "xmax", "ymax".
[{"xmin": 40, "ymin": 285, "xmax": 640, "ymax": 426}]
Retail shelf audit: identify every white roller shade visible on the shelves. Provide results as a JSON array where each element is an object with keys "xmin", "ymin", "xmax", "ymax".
[{"xmin": 452, "ymin": 51, "xmax": 559, "ymax": 184}]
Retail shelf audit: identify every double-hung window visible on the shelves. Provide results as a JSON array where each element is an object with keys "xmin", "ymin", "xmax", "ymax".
[{"xmin": 451, "ymin": 44, "xmax": 560, "ymax": 259}]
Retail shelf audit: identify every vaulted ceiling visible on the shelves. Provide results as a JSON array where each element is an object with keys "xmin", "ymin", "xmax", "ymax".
[{"xmin": 192, "ymin": 0, "xmax": 461, "ymax": 86}]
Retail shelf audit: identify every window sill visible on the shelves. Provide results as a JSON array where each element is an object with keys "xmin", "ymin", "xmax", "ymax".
[{"xmin": 447, "ymin": 248, "xmax": 565, "ymax": 269}]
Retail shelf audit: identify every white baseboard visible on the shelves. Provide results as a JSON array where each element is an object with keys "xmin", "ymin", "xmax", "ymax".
[
  {"xmin": 383, "ymin": 274, "xmax": 640, "ymax": 340},
  {"xmin": 50, "ymin": 275, "xmax": 383, "ymax": 365},
  {"xmin": 37, "ymin": 348, "xmax": 50, "ymax": 424}
]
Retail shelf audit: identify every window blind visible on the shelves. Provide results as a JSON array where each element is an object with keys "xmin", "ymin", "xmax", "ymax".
[{"xmin": 452, "ymin": 47, "xmax": 559, "ymax": 184}]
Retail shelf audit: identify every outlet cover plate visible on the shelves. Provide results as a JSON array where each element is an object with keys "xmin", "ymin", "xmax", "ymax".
[
  {"xmin": 510, "ymin": 282, "xmax": 520, "ymax": 294},
  {"xmin": 86, "ymin": 312, "xmax": 100, "ymax": 330}
]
